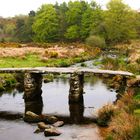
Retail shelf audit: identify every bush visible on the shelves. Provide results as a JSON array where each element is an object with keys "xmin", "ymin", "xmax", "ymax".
[
  {"xmin": 49, "ymin": 51, "xmax": 58, "ymax": 58},
  {"xmin": 44, "ymin": 50, "xmax": 58, "ymax": 58},
  {"xmin": 80, "ymin": 62, "xmax": 87, "ymax": 67},
  {"xmin": 132, "ymin": 124, "xmax": 140, "ymax": 140},
  {"xmin": 116, "ymin": 92, "xmax": 138, "ymax": 113},
  {"xmin": 106, "ymin": 112, "xmax": 138, "ymax": 140},
  {"xmin": 97, "ymin": 104, "xmax": 116, "ymax": 126},
  {"xmin": 0, "ymin": 84, "xmax": 5, "ymax": 91},
  {"xmin": 86, "ymin": 35, "xmax": 106, "ymax": 49}
]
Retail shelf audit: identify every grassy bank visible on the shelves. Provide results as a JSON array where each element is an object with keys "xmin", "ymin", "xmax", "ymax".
[
  {"xmin": 0, "ymin": 74, "xmax": 17, "ymax": 92},
  {"xmin": 0, "ymin": 43, "xmax": 100, "ymax": 91},
  {"xmin": 94, "ymin": 40, "xmax": 140, "ymax": 75},
  {"xmin": 97, "ymin": 88, "xmax": 140, "ymax": 140}
]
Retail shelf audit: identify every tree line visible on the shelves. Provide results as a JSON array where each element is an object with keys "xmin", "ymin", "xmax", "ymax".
[{"xmin": 0, "ymin": 0, "xmax": 140, "ymax": 45}]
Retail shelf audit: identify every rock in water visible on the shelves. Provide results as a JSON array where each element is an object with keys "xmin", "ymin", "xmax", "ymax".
[
  {"xmin": 44, "ymin": 128, "xmax": 61, "ymax": 137},
  {"xmin": 38, "ymin": 122, "xmax": 53, "ymax": 130},
  {"xmin": 24, "ymin": 111, "xmax": 58, "ymax": 123},
  {"xmin": 34, "ymin": 128, "xmax": 44, "ymax": 133},
  {"xmin": 53, "ymin": 121, "xmax": 64, "ymax": 127},
  {"xmin": 24, "ymin": 111, "xmax": 40, "ymax": 122},
  {"xmin": 47, "ymin": 116, "xmax": 58, "ymax": 124}
]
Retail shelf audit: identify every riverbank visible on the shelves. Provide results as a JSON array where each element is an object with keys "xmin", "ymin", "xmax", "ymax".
[
  {"xmin": 0, "ymin": 42, "xmax": 100, "ymax": 91},
  {"xmin": 0, "ymin": 40, "xmax": 140, "ymax": 139},
  {"xmin": 100, "ymin": 40, "xmax": 140, "ymax": 75}
]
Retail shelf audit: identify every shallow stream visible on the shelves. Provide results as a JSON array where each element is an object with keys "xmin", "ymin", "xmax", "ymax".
[{"xmin": 0, "ymin": 73, "xmax": 118, "ymax": 140}]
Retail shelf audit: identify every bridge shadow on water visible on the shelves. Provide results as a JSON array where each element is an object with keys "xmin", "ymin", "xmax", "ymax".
[
  {"xmin": 0, "ymin": 94, "xmax": 96, "ymax": 124},
  {"xmin": 0, "ymin": 75, "xmax": 122, "ymax": 124}
]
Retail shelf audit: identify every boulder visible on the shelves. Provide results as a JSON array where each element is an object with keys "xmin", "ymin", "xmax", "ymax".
[
  {"xmin": 47, "ymin": 116, "xmax": 58, "ymax": 124},
  {"xmin": 38, "ymin": 122, "xmax": 53, "ymax": 130},
  {"xmin": 34, "ymin": 128, "xmax": 44, "ymax": 133},
  {"xmin": 24, "ymin": 111, "xmax": 58, "ymax": 123},
  {"xmin": 127, "ymin": 76, "xmax": 140, "ymax": 87},
  {"xmin": 24, "ymin": 111, "xmax": 41, "ymax": 122},
  {"xmin": 53, "ymin": 121, "xmax": 64, "ymax": 127},
  {"xmin": 44, "ymin": 128, "xmax": 61, "ymax": 137}
]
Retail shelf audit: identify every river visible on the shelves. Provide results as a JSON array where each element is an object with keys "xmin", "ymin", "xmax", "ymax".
[{"xmin": 0, "ymin": 71, "xmax": 118, "ymax": 140}]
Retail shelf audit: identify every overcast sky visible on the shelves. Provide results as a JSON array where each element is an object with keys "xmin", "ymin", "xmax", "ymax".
[{"xmin": 0, "ymin": 0, "xmax": 140, "ymax": 17}]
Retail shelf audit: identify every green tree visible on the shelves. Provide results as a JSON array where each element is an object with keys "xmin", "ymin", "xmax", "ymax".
[
  {"xmin": 65, "ymin": 25, "xmax": 80, "ymax": 41},
  {"xmin": 32, "ymin": 4, "xmax": 59, "ymax": 42},
  {"xmin": 54, "ymin": 2, "xmax": 68, "ymax": 41},
  {"xmin": 14, "ymin": 17, "xmax": 26, "ymax": 42},
  {"xmin": 65, "ymin": 1, "xmax": 89, "ymax": 41},
  {"xmin": 80, "ymin": 4, "xmax": 93, "ymax": 40},
  {"xmin": 135, "ymin": 12, "xmax": 140, "ymax": 38},
  {"xmin": 104, "ymin": 0, "xmax": 137, "ymax": 43},
  {"xmin": 90, "ymin": 2, "xmax": 105, "ymax": 38},
  {"xmin": 14, "ymin": 13, "xmax": 34, "ymax": 42}
]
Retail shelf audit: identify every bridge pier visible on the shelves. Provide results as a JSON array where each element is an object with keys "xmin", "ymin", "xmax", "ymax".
[
  {"xmin": 24, "ymin": 73, "xmax": 43, "ymax": 102},
  {"xmin": 69, "ymin": 73, "xmax": 84, "ymax": 103}
]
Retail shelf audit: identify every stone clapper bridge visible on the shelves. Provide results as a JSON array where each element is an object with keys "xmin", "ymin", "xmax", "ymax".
[{"xmin": 0, "ymin": 67, "xmax": 134, "ymax": 103}]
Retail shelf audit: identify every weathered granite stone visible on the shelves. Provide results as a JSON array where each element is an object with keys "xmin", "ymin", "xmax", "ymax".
[
  {"xmin": 23, "ymin": 111, "xmax": 59, "ymax": 123},
  {"xmin": 24, "ymin": 73, "xmax": 42, "ymax": 102},
  {"xmin": 127, "ymin": 75, "xmax": 140, "ymax": 87},
  {"xmin": 53, "ymin": 121, "xmax": 64, "ymax": 127},
  {"xmin": 34, "ymin": 128, "xmax": 44, "ymax": 133},
  {"xmin": 38, "ymin": 122, "xmax": 53, "ymax": 130},
  {"xmin": 47, "ymin": 116, "xmax": 58, "ymax": 124},
  {"xmin": 24, "ymin": 111, "xmax": 41, "ymax": 122},
  {"xmin": 69, "ymin": 73, "xmax": 84, "ymax": 103},
  {"xmin": 44, "ymin": 128, "xmax": 61, "ymax": 137}
]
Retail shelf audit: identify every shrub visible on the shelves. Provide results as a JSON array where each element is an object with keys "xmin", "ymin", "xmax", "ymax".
[
  {"xmin": 132, "ymin": 124, "xmax": 140, "ymax": 140},
  {"xmin": 102, "ymin": 57, "xmax": 119, "ymax": 70},
  {"xmin": 0, "ymin": 84, "xmax": 5, "ymax": 91},
  {"xmin": 106, "ymin": 112, "xmax": 138, "ymax": 140},
  {"xmin": 80, "ymin": 62, "xmax": 87, "ymax": 67},
  {"xmin": 44, "ymin": 50, "xmax": 59, "ymax": 58},
  {"xmin": 117, "ymin": 91, "xmax": 138, "ymax": 113},
  {"xmin": 5, "ymin": 78, "xmax": 16, "ymax": 88},
  {"xmin": 126, "ymin": 64, "xmax": 140, "ymax": 75},
  {"xmin": 86, "ymin": 35, "xmax": 106, "ymax": 49},
  {"xmin": 49, "ymin": 51, "xmax": 58, "ymax": 58},
  {"xmin": 59, "ymin": 60, "xmax": 70, "ymax": 67},
  {"xmin": 97, "ymin": 104, "xmax": 116, "ymax": 126}
]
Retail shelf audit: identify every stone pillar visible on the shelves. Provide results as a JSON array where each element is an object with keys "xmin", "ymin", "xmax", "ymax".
[
  {"xmin": 24, "ymin": 73, "xmax": 43, "ymax": 102},
  {"xmin": 69, "ymin": 102, "xmax": 84, "ymax": 124},
  {"xmin": 69, "ymin": 73, "xmax": 84, "ymax": 103}
]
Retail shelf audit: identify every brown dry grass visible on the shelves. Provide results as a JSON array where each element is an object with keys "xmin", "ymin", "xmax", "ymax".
[
  {"xmin": 108, "ymin": 111, "xmax": 137, "ymax": 140},
  {"xmin": 114, "ymin": 40, "xmax": 140, "ymax": 63},
  {"xmin": 97, "ymin": 104, "xmax": 116, "ymax": 126},
  {"xmin": 102, "ymin": 90, "xmax": 140, "ymax": 140},
  {"xmin": 0, "ymin": 46, "xmax": 85, "ymax": 59}
]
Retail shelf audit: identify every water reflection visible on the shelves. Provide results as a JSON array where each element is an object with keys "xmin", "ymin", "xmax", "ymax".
[
  {"xmin": 69, "ymin": 102, "xmax": 84, "ymax": 124},
  {"xmin": 25, "ymin": 101, "xmax": 43, "ymax": 115},
  {"xmin": 0, "ymin": 76, "xmax": 118, "ymax": 119}
]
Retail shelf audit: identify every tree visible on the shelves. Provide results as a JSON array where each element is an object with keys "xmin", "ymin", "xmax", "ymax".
[
  {"xmin": 55, "ymin": 2, "xmax": 68, "ymax": 41},
  {"xmin": 14, "ymin": 13, "xmax": 34, "ymax": 42},
  {"xmin": 135, "ymin": 12, "xmax": 140, "ymax": 38},
  {"xmin": 65, "ymin": 25, "xmax": 80, "ymax": 41},
  {"xmin": 90, "ymin": 2, "xmax": 105, "ymax": 38},
  {"xmin": 65, "ymin": 1, "xmax": 89, "ymax": 41},
  {"xmin": 80, "ymin": 4, "xmax": 93, "ymax": 40},
  {"xmin": 32, "ymin": 4, "xmax": 59, "ymax": 42},
  {"xmin": 104, "ymin": 0, "xmax": 137, "ymax": 43},
  {"xmin": 14, "ymin": 17, "xmax": 26, "ymax": 42}
]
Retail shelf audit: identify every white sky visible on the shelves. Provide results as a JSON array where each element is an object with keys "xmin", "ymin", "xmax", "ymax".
[{"xmin": 0, "ymin": 0, "xmax": 140, "ymax": 17}]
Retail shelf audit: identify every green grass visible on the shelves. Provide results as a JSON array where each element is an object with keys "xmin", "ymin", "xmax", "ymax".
[
  {"xmin": 0, "ymin": 53, "xmax": 92, "ymax": 68},
  {"xmin": 0, "ymin": 54, "xmax": 46, "ymax": 68}
]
